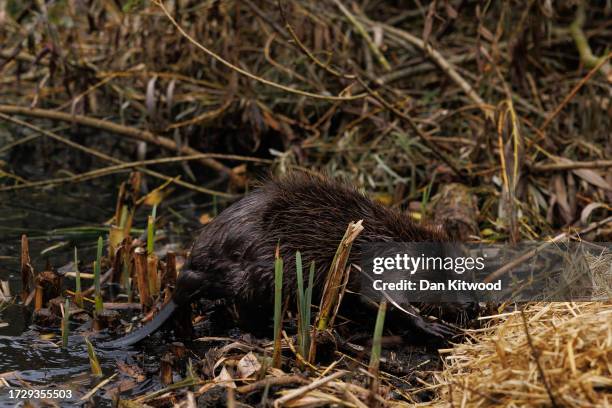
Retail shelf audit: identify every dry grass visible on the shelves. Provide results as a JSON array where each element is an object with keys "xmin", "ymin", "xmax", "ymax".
[{"xmin": 429, "ymin": 302, "xmax": 612, "ymax": 407}]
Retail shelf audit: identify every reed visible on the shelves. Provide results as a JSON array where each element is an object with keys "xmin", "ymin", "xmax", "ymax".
[
  {"xmin": 272, "ymin": 244, "xmax": 283, "ymax": 368},
  {"xmin": 20, "ymin": 234, "xmax": 32, "ymax": 303},
  {"xmin": 134, "ymin": 247, "xmax": 152, "ymax": 310},
  {"xmin": 61, "ymin": 298, "xmax": 70, "ymax": 348},
  {"xmin": 84, "ymin": 337, "xmax": 102, "ymax": 376},
  {"xmin": 147, "ymin": 205, "xmax": 159, "ymax": 296},
  {"xmin": 74, "ymin": 247, "xmax": 83, "ymax": 308},
  {"xmin": 93, "ymin": 236, "xmax": 104, "ymax": 314},
  {"xmin": 295, "ymin": 252, "xmax": 314, "ymax": 360},
  {"xmin": 147, "ymin": 205, "xmax": 157, "ymax": 255},
  {"xmin": 367, "ymin": 300, "xmax": 387, "ymax": 407}
]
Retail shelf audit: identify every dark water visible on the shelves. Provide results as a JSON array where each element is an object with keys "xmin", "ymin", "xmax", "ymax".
[
  {"xmin": 0, "ymin": 119, "xmax": 239, "ymax": 405},
  {"xmin": 0, "ymin": 184, "xmax": 203, "ymax": 406},
  {"xmin": 0, "ymin": 187, "xmax": 117, "ymax": 406}
]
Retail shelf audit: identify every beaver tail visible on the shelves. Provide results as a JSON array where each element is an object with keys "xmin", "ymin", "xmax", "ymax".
[{"xmin": 100, "ymin": 300, "xmax": 177, "ymax": 348}]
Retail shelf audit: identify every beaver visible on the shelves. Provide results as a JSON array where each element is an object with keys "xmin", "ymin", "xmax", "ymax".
[{"xmin": 104, "ymin": 173, "xmax": 456, "ymax": 347}]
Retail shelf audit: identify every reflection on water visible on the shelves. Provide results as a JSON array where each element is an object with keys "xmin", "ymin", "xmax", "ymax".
[
  {"xmin": 0, "ymin": 328, "xmax": 149, "ymax": 406},
  {"xmin": 0, "ymin": 187, "xmax": 162, "ymax": 405}
]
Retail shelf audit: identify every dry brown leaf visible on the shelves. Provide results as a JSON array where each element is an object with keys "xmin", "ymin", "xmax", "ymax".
[
  {"xmin": 237, "ymin": 352, "xmax": 261, "ymax": 379},
  {"xmin": 572, "ymin": 168, "xmax": 612, "ymax": 191},
  {"xmin": 215, "ymin": 366, "xmax": 236, "ymax": 388}
]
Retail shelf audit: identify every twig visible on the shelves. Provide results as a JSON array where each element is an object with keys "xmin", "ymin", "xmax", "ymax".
[
  {"xmin": 236, "ymin": 375, "xmax": 308, "ymax": 394},
  {"xmin": 153, "ymin": 0, "xmax": 366, "ymax": 101},
  {"xmin": 538, "ymin": 51, "xmax": 612, "ymax": 133},
  {"xmin": 165, "ymin": 98, "xmax": 233, "ymax": 130},
  {"xmin": 484, "ymin": 215, "xmax": 612, "ymax": 283},
  {"xmin": 80, "ymin": 373, "xmax": 118, "ymax": 401},
  {"xmin": 273, "ymin": 371, "xmax": 347, "ymax": 407},
  {"xmin": 530, "ymin": 159, "xmax": 612, "ymax": 171},
  {"xmin": 0, "ymin": 104, "xmax": 243, "ymax": 186},
  {"xmin": 569, "ymin": 2, "xmax": 611, "ymax": 77},
  {"xmin": 0, "ymin": 153, "xmax": 271, "ymax": 192},
  {"xmin": 0, "ymin": 133, "xmax": 41, "ymax": 154},
  {"xmin": 519, "ymin": 310, "xmax": 559, "ymax": 408},
  {"xmin": 0, "ymin": 112, "xmax": 237, "ymax": 197},
  {"xmin": 134, "ymin": 377, "xmax": 203, "ymax": 403}
]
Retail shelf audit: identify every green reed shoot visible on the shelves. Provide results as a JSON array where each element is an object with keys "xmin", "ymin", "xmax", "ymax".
[
  {"xmin": 369, "ymin": 300, "xmax": 387, "ymax": 382},
  {"xmin": 420, "ymin": 170, "xmax": 437, "ymax": 215},
  {"xmin": 295, "ymin": 251, "xmax": 306, "ymax": 357},
  {"xmin": 61, "ymin": 298, "xmax": 70, "ymax": 348},
  {"xmin": 272, "ymin": 245, "xmax": 283, "ymax": 368},
  {"xmin": 212, "ymin": 195, "xmax": 218, "ymax": 217},
  {"xmin": 84, "ymin": 337, "xmax": 102, "ymax": 376},
  {"xmin": 306, "ymin": 261, "xmax": 315, "ymax": 336},
  {"xmin": 295, "ymin": 252, "xmax": 315, "ymax": 358},
  {"xmin": 119, "ymin": 205, "xmax": 128, "ymax": 228},
  {"xmin": 74, "ymin": 247, "xmax": 83, "ymax": 308},
  {"xmin": 147, "ymin": 204, "xmax": 157, "ymax": 255},
  {"xmin": 93, "ymin": 236, "xmax": 103, "ymax": 314}
]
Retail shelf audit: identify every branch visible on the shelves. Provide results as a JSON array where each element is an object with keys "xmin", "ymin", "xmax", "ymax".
[
  {"xmin": 0, "ymin": 112, "xmax": 238, "ymax": 197},
  {"xmin": 0, "ymin": 104, "xmax": 244, "ymax": 186}
]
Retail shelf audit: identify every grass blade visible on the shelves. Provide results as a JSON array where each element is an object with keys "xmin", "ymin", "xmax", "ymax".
[
  {"xmin": 295, "ymin": 251, "xmax": 306, "ymax": 358},
  {"xmin": 84, "ymin": 337, "xmax": 102, "ymax": 376},
  {"xmin": 273, "ymin": 244, "xmax": 283, "ymax": 368},
  {"xmin": 93, "ymin": 236, "xmax": 103, "ymax": 314},
  {"xmin": 368, "ymin": 300, "xmax": 387, "ymax": 407},
  {"xmin": 61, "ymin": 297, "xmax": 70, "ymax": 348},
  {"xmin": 74, "ymin": 247, "xmax": 83, "ymax": 308},
  {"xmin": 147, "ymin": 204, "xmax": 157, "ymax": 255}
]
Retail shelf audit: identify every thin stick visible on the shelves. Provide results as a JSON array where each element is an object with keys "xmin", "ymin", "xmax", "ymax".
[
  {"xmin": 0, "ymin": 153, "xmax": 270, "ymax": 192},
  {"xmin": 519, "ymin": 310, "xmax": 559, "ymax": 408},
  {"xmin": 538, "ymin": 51, "xmax": 611, "ymax": 132},
  {"xmin": 484, "ymin": 215, "xmax": 612, "ymax": 283},
  {"xmin": 0, "ymin": 105, "xmax": 242, "ymax": 185},
  {"xmin": 273, "ymin": 371, "xmax": 347, "ymax": 407},
  {"xmin": 80, "ymin": 374, "xmax": 118, "ymax": 401},
  {"xmin": 530, "ymin": 159, "xmax": 612, "ymax": 171},
  {"xmin": 0, "ymin": 112, "xmax": 237, "ymax": 197},
  {"xmin": 236, "ymin": 375, "xmax": 308, "ymax": 394}
]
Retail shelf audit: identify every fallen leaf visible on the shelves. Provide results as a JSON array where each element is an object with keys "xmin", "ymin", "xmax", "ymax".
[
  {"xmin": 237, "ymin": 352, "xmax": 261, "ymax": 379},
  {"xmin": 215, "ymin": 366, "xmax": 236, "ymax": 388},
  {"xmin": 573, "ymin": 168, "xmax": 612, "ymax": 191}
]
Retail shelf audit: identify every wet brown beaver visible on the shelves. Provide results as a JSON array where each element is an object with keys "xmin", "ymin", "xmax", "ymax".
[{"xmin": 104, "ymin": 173, "xmax": 455, "ymax": 347}]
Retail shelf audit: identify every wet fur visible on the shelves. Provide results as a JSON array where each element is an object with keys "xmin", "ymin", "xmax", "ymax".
[
  {"xmin": 108, "ymin": 173, "xmax": 452, "ymax": 346},
  {"xmin": 178, "ymin": 173, "xmax": 448, "ymax": 306}
]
